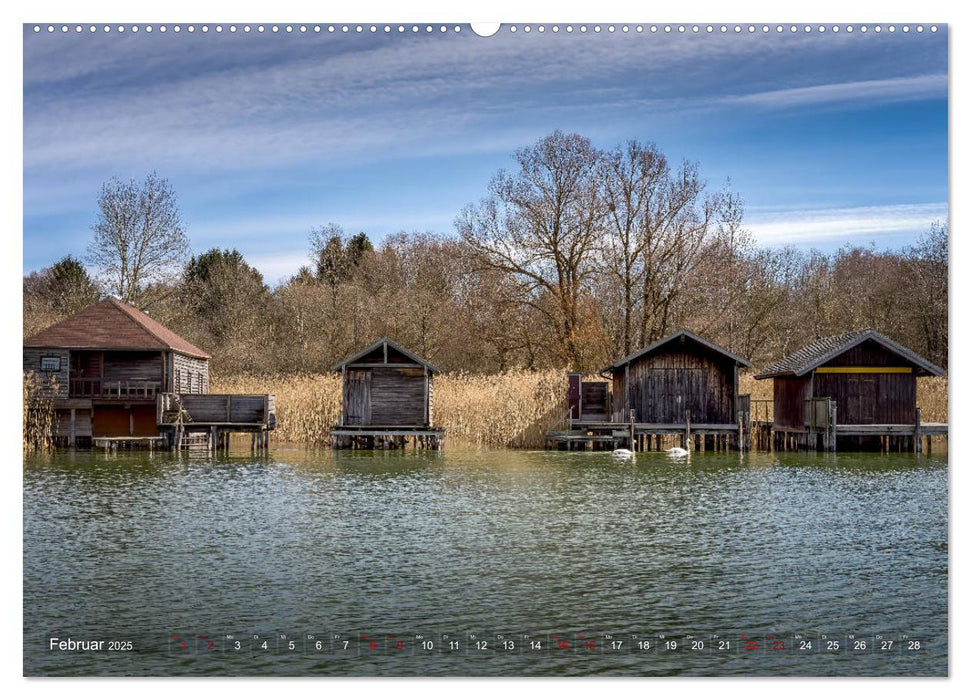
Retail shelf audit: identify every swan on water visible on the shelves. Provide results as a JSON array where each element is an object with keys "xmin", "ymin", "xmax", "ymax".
[
  {"xmin": 667, "ymin": 447, "xmax": 689, "ymax": 458},
  {"xmin": 612, "ymin": 448, "xmax": 635, "ymax": 459}
]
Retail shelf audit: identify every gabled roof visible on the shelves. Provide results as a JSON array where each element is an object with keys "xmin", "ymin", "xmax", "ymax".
[
  {"xmin": 24, "ymin": 298, "xmax": 210, "ymax": 359},
  {"xmin": 754, "ymin": 329, "xmax": 944, "ymax": 379},
  {"xmin": 604, "ymin": 329, "xmax": 752, "ymax": 372},
  {"xmin": 331, "ymin": 337, "xmax": 439, "ymax": 373}
]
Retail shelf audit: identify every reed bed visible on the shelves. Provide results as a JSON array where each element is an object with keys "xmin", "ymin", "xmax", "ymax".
[
  {"xmin": 23, "ymin": 371, "xmax": 56, "ymax": 453},
  {"xmin": 212, "ymin": 370, "xmax": 947, "ymax": 449},
  {"xmin": 212, "ymin": 372, "xmax": 342, "ymax": 446},
  {"xmin": 212, "ymin": 369, "xmax": 568, "ymax": 449},
  {"xmin": 434, "ymin": 370, "xmax": 567, "ymax": 448}
]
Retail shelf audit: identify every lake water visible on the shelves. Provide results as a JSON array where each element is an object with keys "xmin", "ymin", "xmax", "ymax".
[{"xmin": 23, "ymin": 447, "xmax": 948, "ymax": 676}]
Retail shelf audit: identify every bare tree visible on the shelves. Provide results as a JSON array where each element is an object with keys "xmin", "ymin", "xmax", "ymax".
[
  {"xmin": 88, "ymin": 172, "xmax": 189, "ymax": 306},
  {"xmin": 458, "ymin": 131, "xmax": 605, "ymax": 369}
]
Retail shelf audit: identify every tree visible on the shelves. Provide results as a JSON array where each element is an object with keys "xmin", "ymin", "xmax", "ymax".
[
  {"xmin": 180, "ymin": 248, "xmax": 270, "ymax": 372},
  {"xmin": 458, "ymin": 131, "xmax": 606, "ymax": 369},
  {"xmin": 88, "ymin": 172, "xmax": 189, "ymax": 306}
]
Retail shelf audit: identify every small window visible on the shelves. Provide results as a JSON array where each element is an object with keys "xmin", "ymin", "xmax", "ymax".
[{"xmin": 40, "ymin": 356, "xmax": 61, "ymax": 372}]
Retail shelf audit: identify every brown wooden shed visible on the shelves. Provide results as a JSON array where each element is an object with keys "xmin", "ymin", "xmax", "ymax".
[
  {"xmin": 754, "ymin": 329, "xmax": 945, "ymax": 432},
  {"xmin": 604, "ymin": 329, "xmax": 753, "ymax": 425},
  {"xmin": 332, "ymin": 338, "xmax": 437, "ymax": 428}
]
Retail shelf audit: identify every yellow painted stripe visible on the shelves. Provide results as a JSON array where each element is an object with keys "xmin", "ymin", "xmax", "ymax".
[{"xmin": 815, "ymin": 366, "xmax": 912, "ymax": 374}]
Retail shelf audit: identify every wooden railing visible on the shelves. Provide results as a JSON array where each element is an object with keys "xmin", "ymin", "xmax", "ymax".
[
  {"xmin": 157, "ymin": 393, "xmax": 276, "ymax": 427},
  {"xmin": 70, "ymin": 378, "xmax": 161, "ymax": 399}
]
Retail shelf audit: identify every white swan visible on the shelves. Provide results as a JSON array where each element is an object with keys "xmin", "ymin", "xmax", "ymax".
[
  {"xmin": 612, "ymin": 448, "xmax": 635, "ymax": 459},
  {"xmin": 667, "ymin": 447, "xmax": 689, "ymax": 458}
]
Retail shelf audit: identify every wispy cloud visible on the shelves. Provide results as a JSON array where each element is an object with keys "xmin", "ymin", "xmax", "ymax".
[
  {"xmin": 719, "ymin": 74, "xmax": 946, "ymax": 109},
  {"xmin": 747, "ymin": 202, "xmax": 948, "ymax": 245}
]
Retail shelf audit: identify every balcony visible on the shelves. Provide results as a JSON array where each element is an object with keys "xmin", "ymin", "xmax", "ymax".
[{"xmin": 70, "ymin": 378, "xmax": 161, "ymax": 400}]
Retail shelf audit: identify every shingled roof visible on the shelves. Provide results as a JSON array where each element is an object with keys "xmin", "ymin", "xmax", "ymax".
[
  {"xmin": 24, "ymin": 298, "xmax": 210, "ymax": 359},
  {"xmin": 754, "ymin": 329, "xmax": 943, "ymax": 379},
  {"xmin": 604, "ymin": 329, "xmax": 752, "ymax": 372}
]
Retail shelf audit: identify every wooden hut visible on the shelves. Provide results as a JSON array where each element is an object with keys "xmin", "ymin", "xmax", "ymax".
[
  {"xmin": 548, "ymin": 329, "xmax": 753, "ymax": 451},
  {"xmin": 330, "ymin": 337, "xmax": 443, "ymax": 449},
  {"xmin": 754, "ymin": 329, "xmax": 946, "ymax": 451},
  {"xmin": 23, "ymin": 298, "xmax": 274, "ymax": 450}
]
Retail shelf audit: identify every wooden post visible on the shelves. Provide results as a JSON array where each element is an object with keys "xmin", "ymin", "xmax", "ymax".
[
  {"xmin": 629, "ymin": 410, "xmax": 636, "ymax": 451},
  {"xmin": 738, "ymin": 410, "xmax": 744, "ymax": 452},
  {"xmin": 70, "ymin": 408, "xmax": 77, "ymax": 447},
  {"xmin": 684, "ymin": 410, "xmax": 691, "ymax": 450},
  {"xmin": 915, "ymin": 407, "xmax": 922, "ymax": 454},
  {"xmin": 830, "ymin": 403, "xmax": 838, "ymax": 451}
]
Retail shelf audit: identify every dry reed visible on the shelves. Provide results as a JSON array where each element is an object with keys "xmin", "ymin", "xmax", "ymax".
[
  {"xmin": 23, "ymin": 371, "xmax": 56, "ymax": 453},
  {"xmin": 212, "ymin": 369, "xmax": 568, "ymax": 449}
]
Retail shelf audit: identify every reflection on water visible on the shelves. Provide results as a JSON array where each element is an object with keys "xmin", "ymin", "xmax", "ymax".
[{"xmin": 24, "ymin": 447, "xmax": 947, "ymax": 676}]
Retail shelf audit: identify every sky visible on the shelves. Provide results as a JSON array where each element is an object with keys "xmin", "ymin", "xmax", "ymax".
[{"xmin": 23, "ymin": 23, "xmax": 948, "ymax": 285}]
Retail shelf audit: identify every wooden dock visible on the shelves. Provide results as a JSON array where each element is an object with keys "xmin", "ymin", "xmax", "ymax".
[
  {"xmin": 545, "ymin": 413, "xmax": 749, "ymax": 452},
  {"xmin": 330, "ymin": 426, "xmax": 444, "ymax": 450},
  {"xmin": 157, "ymin": 393, "xmax": 275, "ymax": 453}
]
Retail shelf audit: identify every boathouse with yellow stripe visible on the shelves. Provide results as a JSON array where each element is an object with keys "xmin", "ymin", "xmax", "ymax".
[{"xmin": 755, "ymin": 328, "xmax": 945, "ymax": 433}]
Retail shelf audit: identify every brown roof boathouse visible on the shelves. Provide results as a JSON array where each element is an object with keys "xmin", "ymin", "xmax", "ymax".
[
  {"xmin": 754, "ymin": 329, "xmax": 946, "ymax": 452},
  {"xmin": 549, "ymin": 329, "xmax": 754, "ymax": 452},
  {"xmin": 24, "ymin": 298, "xmax": 275, "ymax": 451},
  {"xmin": 330, "ymin": 337, "xmax": 444, "ymax": 449}
]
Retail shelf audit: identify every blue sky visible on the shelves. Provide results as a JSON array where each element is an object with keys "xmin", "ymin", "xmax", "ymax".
[{"xmin": 23, "ymin": 24, "xmax": 948, "ymax": 284}]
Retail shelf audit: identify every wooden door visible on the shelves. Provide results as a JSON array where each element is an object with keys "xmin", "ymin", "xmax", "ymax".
[{"xmin": 343, "ymin": 370, "xmax": 371, "ymax": 425}]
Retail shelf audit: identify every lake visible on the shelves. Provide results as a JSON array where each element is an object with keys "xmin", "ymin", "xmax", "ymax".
[{"xmin": 23, "ymin": 446, "xmax": 948, "ymax": 676}]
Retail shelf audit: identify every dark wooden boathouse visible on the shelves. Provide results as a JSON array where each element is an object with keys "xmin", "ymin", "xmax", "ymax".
[
  {"xmin": 330, "ymin": 337, "xmax": 444, "ymax": 449},
  {"xmin": 754, "ymin": 329, "xmax": 946, "ymax": 451},
  {"xmin": 548, "ymin": 330, "xmax": 753, "ymax": 451},
  {"xmin": 23, "ymin": 298, "xmax": 274, "ymax": 451}
]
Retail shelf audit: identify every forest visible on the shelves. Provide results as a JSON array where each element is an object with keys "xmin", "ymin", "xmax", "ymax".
[{"xmin": 23, "ymin": 131, "xmax": 948, "ymax": 379}]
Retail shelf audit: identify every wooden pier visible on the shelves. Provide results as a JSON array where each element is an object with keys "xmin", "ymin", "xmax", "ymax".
[
  {"xmin": 545, "ymin": 410, "xmax": 750, "ymax": 452},
  {"xmin": 330, "ymin": 426, "xmax": 444, "ymax": 450},
  {"xmin": 158, "ymin": 392, "xmax": 275, "ymax": 453}
]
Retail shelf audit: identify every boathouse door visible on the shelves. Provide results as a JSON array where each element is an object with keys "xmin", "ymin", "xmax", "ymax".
[{"xmin": 344, "ymin": 370, "xmax": 371, "ymax": 425}]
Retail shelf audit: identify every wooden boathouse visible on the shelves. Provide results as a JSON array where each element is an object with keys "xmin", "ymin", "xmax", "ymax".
[
  {"xmin": 23, "ymin": 298, "xmax": 274, "ymax": 451},
  {"xmin": 330, "ymin": 337, "xmax": 444, "ymax": 449},
  {"xmin": 754, "ymin": 329, "xmax": 946, "ymax": 452},
  {"xmin": 548, "ymin": 329, "xmax": 753, "ymax": 451}
]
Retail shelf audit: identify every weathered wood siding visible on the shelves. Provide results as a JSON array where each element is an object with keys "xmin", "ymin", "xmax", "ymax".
[
  {"xmin": 370, "ymin": 367, "xmax": 426, "ymax": 426},
  {"xmin": 820, "ymin": 339, "xmax": 920, "ymax": 369},
  {"xmin": 812, "ymin": 372, "xmax": 915, "ymax": 424},
  {"xmin": 341, "ymin": 366, "xmax": 430, "ymax": 427},
  {"xmin": 612, "ymin": 368, "xmax": 626, "ymax": 420},
  {"xmin": 102, "ymin": 351, "xmax": 163, "ymax": 385},
  {"xmin": 172, "ymin": 353, "xmax": 209, "ymax": 394},
  {"xmin": 23, "ymin": 348, "xmax": 70, "ymax": 398},
  {"xmin": 625, "ymin": 350, "xmax": 734, "ymax": 424},
  {"xmin": 172, "ymin": 394, "xmax": 269, "ymax": 423},
  {"xmin": 772, "ymin": 376, "xmax": 813, "ymax": 430},
  {"xmin": 55, "ymin": 409, "xmax": 92, "ymax": 437}
]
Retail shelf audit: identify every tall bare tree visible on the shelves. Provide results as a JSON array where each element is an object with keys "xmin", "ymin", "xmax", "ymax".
[
  {"xmin": 88, "ymin": 171, "xmax": 189, "ymax": 307},
  {"xmin": 458, "ymin": 131, "xmax": 605, "ymax": 369}
]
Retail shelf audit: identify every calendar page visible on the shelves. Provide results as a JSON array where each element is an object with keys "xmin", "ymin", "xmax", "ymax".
[{"xmin": 21, "ymin": 17, "xmax": 949, "ymax": 679}]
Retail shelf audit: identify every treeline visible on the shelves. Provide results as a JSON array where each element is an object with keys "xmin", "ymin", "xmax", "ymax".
[{"xmin": 23, "ymin": 132, "xmax": 948, "ymax": 375}]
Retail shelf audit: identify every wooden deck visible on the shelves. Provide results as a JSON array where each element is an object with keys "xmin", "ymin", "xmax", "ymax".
[
  {"xmin": 546, "ymin": 419, "xmax": 748, "ymax": 452},
  {"xmin": 331, "ymin": 425, "xmax": 445, "ymax": 450},
  {"xmin": 157, "ymin": 393, "xmax": 275, "ymax": 452}
]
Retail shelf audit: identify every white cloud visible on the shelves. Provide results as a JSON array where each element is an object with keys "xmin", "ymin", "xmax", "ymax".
[
  {"xmin": 747, "ymin": 202, "xmax": 948, "ymax": 245},
  {"xmin": 719, "ymin": 74, "xmax": 946, "ymax": 109}
]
